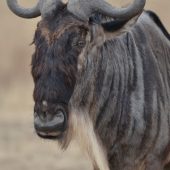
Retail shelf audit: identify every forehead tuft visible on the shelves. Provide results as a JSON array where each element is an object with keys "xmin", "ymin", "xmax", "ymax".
[
  {"xmin": 35, "ymin": 9, "xmax": 88, "ymax": 45},
  {"xmin": 39, "ymin": 4, "xmax": 87, "ymax": 32}
]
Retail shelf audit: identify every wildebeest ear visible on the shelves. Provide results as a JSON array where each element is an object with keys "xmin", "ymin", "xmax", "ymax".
[
  {"xmin": 101, "ymin": 15, "xmax": 139, "ymax": 36},
  {"xmin": 101, "ymin": 19, "xmax": 128, "ymax": 32}
]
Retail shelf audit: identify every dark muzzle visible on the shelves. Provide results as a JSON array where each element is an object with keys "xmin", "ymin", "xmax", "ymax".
[{"xmin": 34, "ymin": 107, "xmax": 67, "ymax": 139}]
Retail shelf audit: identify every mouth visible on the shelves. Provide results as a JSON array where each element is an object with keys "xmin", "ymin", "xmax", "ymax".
[
  {"xmin": 34, "ymin": 108, "xmax": 67, "ymax": 140},
  {"xmin": 36, "ymin": 131, "xmax": 63, "ymax": 140}
]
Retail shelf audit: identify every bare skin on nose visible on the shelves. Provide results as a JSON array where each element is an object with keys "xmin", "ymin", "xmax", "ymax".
[{"xmin": 42, "ymin": 101, "xmax": 48, "ymax": 117}]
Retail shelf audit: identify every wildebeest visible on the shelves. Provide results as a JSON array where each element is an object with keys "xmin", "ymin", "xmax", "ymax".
[{"xmin": 6, "ymin": 0, "xmax": 170, "ymax": 170}]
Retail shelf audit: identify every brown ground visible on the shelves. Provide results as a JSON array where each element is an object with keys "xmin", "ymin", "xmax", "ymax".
[{"xmin": 0, "ymin": 1, "xmax": 170, "ymax": 170}]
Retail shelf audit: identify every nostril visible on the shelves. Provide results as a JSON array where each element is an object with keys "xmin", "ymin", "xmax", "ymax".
[
  {"xmin": 56, "ymin": 110, "xmax": 65, "ymax": 123},
  {"xmin": 34, "ymin": 111, "xmax": 48, "ymax": 122},
  {"xmin": 40, "ymin": 111, "xmax": 47, "ymax": 121}
]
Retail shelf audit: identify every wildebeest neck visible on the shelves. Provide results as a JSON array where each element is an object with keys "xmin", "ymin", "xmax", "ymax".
[
  {"xmin": 69, "ymin": 30, "xmax": 142, "ymax": 149},
  {"xmin": 69, "ymin": 15, "xmax": 170, "ymax": 169}
]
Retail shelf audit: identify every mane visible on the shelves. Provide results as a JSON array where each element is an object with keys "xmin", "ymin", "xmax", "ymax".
[{"xmin": 146, "ymin": 10, "xmax": 170, "ymax": 41}]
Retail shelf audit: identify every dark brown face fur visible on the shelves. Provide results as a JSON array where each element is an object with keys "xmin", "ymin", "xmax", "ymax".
[{"xmin": 31, "ymin": 5, "xmax": 88, "ymax": 139}]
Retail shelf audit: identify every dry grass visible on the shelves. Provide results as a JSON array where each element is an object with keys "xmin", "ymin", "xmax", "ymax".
[{"xmin": 0, "ymin": 0, "xmax": 170, "ymax": 170}]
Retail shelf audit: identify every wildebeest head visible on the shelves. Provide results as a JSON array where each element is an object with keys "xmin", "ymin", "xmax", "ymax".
[
  {"xmin": 6, "ymin": 0, "xmax": 146, "ymax": 140},
  {"xmin": 32, "ymin": 7, "xmax": 88, "ymax": 139}
]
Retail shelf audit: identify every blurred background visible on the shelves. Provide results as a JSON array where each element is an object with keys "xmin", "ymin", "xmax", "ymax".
[{"xmin": 0, "ymin": 0, "xmax": 170, "ymax": 170}]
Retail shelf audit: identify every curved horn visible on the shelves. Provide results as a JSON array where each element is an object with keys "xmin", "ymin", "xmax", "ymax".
[
  {"xmin": 6, "ymin": 0, "xmax": 64, "ymax": 19},
  {"xmin": 68, "ymin": 0, "xmax": 146, "ymax": 21},
  {"xmin": 6, "ymin": 0, "xmax": 41, "ymax": 18}
]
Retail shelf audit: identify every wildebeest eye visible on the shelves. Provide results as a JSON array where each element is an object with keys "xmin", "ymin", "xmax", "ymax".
[
  {"xmin": 77, "ymin": 41, "xmax": 86, "ymax": 47},
  {"xmin": 71, "ymin": 38, "xmax": 85, "ymax": 48}
]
